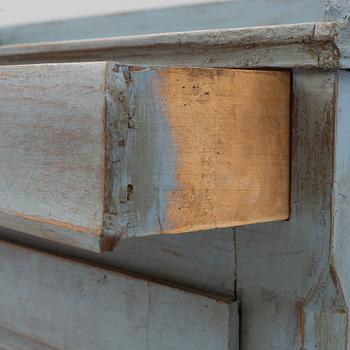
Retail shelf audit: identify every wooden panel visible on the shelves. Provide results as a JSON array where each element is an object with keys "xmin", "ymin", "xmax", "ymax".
[
  {"xmin": 0, "ymin": 241, "xmax": 237, "ymax": 350},
  {"xmin": 0, "ymin": 63, "xmax": 109, "ymax": 251},
  {"xmin": 0, "ymin": 62, "xmax": 290, "ymax": 251},
  {"xmin": 0, "ymin": 226, "xmax": 236, "ymax": 296},
  {"xmin": 0, "ymin": 0, "xmax": 324, "ymax": 45}
]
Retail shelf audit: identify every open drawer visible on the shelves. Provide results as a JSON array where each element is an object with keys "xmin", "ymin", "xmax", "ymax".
[{"xmin": 0, "ymin": 62, "xmax": 290, "ymax": 252}]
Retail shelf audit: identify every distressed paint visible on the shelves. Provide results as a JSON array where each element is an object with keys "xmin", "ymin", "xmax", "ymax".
[
  {"xmin": 235, "ymin": 68, "xmax": 350, "ymax": 349},
  {"xmin": 235, "ymin": 70, "xmax": 338, "ymax": 349},
  {"xmin": 0, "ymin": 62, "xmax": 109, "ymax": 251},
  {"xmin": 112, "ymin": 66, "xmax": 290, "ymax": 237},
  {"xmin": 2, "ymin": 3, "xmax": 350, "ymax": 347},
  {"xmin": 118, "ymin": 67, "xmax": 178, "ymax": 237},
  {"xmin": 0, "ymin": 62, "xmax": 290, "ymax": 250},
  {"xmin": 0, "ymin": 240, "xmax": 237, "ymax": 350},
  {"xmin": 325, "ymin": 0, "xmax": 350, "ymax": 19},
  {"xmin": 0, "ymin": 21, "xmax": 344, "ymax": 69},
  {"xmin": 155, "ymin": 67, "xmax": 290, "ymax": 233},
  {"xmin": 0, "ymin": 226, "xmax": 237, "ymax": 296},
  {"xmin": 331, "ymin": 70, "xmax": 350, "ymax": 350},
  {"xmin": 0, "ymin": 0, "xmax": 324, "ymax": 45}
]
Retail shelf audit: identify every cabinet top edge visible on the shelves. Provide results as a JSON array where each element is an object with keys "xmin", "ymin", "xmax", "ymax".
[{"xmin": 0, "ymin": 20, "xmax": 349, "ymax": 69}]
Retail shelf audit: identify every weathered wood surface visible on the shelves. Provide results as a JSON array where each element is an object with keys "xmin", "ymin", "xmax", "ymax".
[
  {"xmin": 235, "ymin": 69, "xmax": 350, "ymax": 349},
  {"xmin": 0, "ymin": 240, "xmax": 238, "ymax": 350},
  {"xmin": 0, "ymin": 20, "xmax": 347, "ymax": 69},
  {"xmin": 0, "ymin": 226, "xmax": 236, "ymax": 296},
  {"xmin": 0, "ymin": 62, "xmax": 290, "ymax": 251},
  {"xmin": 325, "ymin": 0, "xmax": 350, "ymax": 19},
  {"xmin": 330, "ymin": 70, "xmax": 350, "ymax": 350},
  {"xmin": 0, "ymin": 62, "xmax": 109, "ymax": 252},
  {"xmin": 0, "ymin": 0, "xmax": 324, "ymax": 45}
]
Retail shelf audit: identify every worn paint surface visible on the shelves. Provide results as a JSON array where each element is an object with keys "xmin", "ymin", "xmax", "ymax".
[
  {"xmin": 0, "ymin": 63, "xmax": 108, "ymax": 251},
  {"xmin": 330, "ymin": 70, "xmax": 350, "ymax": 350},
  {"xmin": 117, "ymin": 66, "xmax": 178, "ymax": 237},
  {"xmin": 0, "ymin": 241, "xmax": 237, "ymax": 350},
  {"xmin": 0, "ymin": 226, "xmax": 237, "ymax": 296},
  {"xmin": 325, "ymin": 0, "xmax": 350, "ymax": 19},
  {"xmin": 0, "ymin": 1, "xmax": 350, "ymax": 348},
  {"xmin": 0, "ymin": 20, "xmax": 345, "ymax": 69},
  {"xmin": 156, "ymin": 67, "xmax": 290, "ymax": 233},
  {"xmin": 113, "ymin": 66, "xmax": 290, "ymax": 237},
  {"xmin": 1, "ymin": 2, "xmax": 350, "ymax": 348},
  {"xmin": 235, "ymin": 69, "xmax": 350, "ymax": 349},
  {"xmin": 0, "ymin": 62, "xmax": 291, "ymax": 250}
]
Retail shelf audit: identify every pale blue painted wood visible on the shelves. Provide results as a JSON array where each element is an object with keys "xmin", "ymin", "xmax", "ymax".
[
  {"xmin": 331, "ymin": 70, "xmax": 350, "ymax": 349},
  {"xmin": 234, "ymin": 69, "xmax": 350, "ymax": 349},
  {"xmin": 2, "ymin": 3, "xmax": 350, "ymax": 349},
  {"xmin": 325, "ymin": 0, "xmax": 350, "ymax": 19},
  {"xmin": 0, "ymin": 21, "xmax": 342, "ymax": 69},
  {"xmin": 0, "ymin": 226, "xmax": 236, "ymax": 297},
  {"xmin": 236, "ymin": 70, "xmax": 342, "ymax": 349},
  {"xmin": 0, "ymin": 0, "xmax": 324, "ymax": 45},
  {"xmin": 0, "ymin": 241, "xmax": 237, "ymax": 350}
]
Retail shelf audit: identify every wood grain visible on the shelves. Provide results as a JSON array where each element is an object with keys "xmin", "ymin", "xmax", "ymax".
[
  {"xmin": 156, "ymin": 68, "xmax": 290, "ymax": 233},
  {"xmin": 0, "ymin": 62, "xmax": 290, "ymax": 250},
  {"xmin": 0, "ymin": 62, "xmax": 108, "ymax": 251},
  {"xmin": 0, "ymin": 240, "xmax": 237, "ymax": 350}
]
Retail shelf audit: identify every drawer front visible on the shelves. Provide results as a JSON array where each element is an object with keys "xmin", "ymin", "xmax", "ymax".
[
  {"xmin": 0, "ymin": 62, "xmax": 290, "ymax": 251},
  {"xmin": 0, "ymin": 241, "xmax": 238, "ymax": 350}
]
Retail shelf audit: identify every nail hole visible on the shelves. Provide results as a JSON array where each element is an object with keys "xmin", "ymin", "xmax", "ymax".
[{"xmin": 127, "ymin": 184, "xmax": 134, "ymax": 201}]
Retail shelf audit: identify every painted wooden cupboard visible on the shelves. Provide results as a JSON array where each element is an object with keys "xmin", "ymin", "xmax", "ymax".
[{"xmin": 0, "ymin": 0, "xmax": 349, "ymax": 348}]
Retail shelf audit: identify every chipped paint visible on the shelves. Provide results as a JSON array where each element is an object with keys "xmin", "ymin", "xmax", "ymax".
[
  {"xmin": 0, "ymin": 21, "xmax": 348, "ymax": 69},
  {"xmin": 119, "ymin": 67, "xmax": 178, "ymax": 236}
]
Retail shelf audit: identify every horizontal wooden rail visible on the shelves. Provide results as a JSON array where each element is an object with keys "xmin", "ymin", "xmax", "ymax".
[{"xmin": 0, "ymin": 62, "xmax": 290, "ymax": 251}]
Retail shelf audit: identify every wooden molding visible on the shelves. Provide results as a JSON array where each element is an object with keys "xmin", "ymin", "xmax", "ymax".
[{"xmin": 0, "ymin": 20, "xmax": 348, "ymax": 69}]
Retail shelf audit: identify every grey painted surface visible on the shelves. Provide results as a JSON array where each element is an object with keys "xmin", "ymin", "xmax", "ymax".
[
  {"xmin": 0, "ymin": 63, "xmax": 105, "ymax": 230},
  {"xmin": 0, "ymin": 240, "xmax": 237, "ymax": 350},
  {"xmin": 0, "ymin": 62, "xmax": 284, "ymax": 252},
  {"xmin": 0, "ymin": 226, "xmax": 236, "ymax": 297},
  {"xmin": 0, "ymin": 62, "xmax": 109, "ymax": 252},
  {"xmin": 331, "ymin": 70, "xmax": 350, "ymax": 350},
  {"xmin": 0, "ymin": 20, "xmax": 347, "ymax": 69},
  {"xmin": 107, "ymin": 66, "xmax": 178, "ymax": 238},
  {"xmin": 1, "ymin": 2, "xmax": 350, "ymax": 348},
  {"xmin": 0, "ymin": 327, "xmax": 54, "ymax": 350},
  {"xmin": 235, "ymin": 70, "xmax": 350, "ymax": 349},
  {"xmin": 0, "ymin": 0, "xmax": 324, "ymax": 45},
  {"xmin": 325, "ymin": 0, "xmax": 350, "ymax": 19}
]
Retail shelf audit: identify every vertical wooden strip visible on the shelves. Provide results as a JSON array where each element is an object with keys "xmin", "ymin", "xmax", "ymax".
[{"xmin": 236, "ymin": 70, "xmax": 339, "ymax": 349}]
